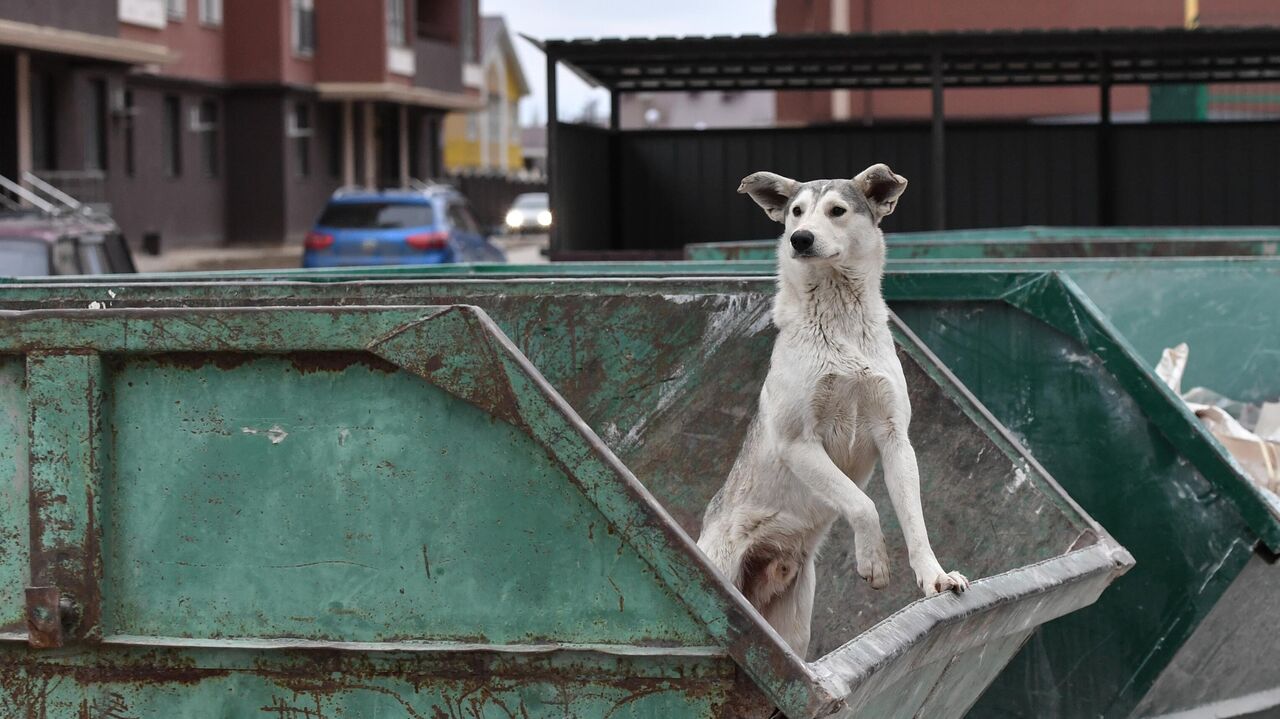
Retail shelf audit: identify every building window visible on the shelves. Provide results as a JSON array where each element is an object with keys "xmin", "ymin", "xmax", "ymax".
[
  {"xmin": 167, "ymin": 0, "xmax": 186, "ymax": 20},
  {"xmin": 460, "ymin": 0, "xmax": 476, "ymax": 62},
  {"xmin": 466, "ymin": 113, "xmax": 478, "ymax": 141},
  {"xmin": 387, "ymin": 0, "xmax": 406, "ymax": 47},
  {"xmin": 123, "ymin": 90, "xmax": 136, "ymax": 177},
  {"xmin": 163, "ymin": 95, "xmax": 183, "ymax": 178},
  {"xmin": 327, "ymin": 104, "xmax": 342, "ymax": 178},
  {"xmin": 86, "ymin": 80, "xmax": 108, "ymax": 171},
  {"xmin": 193, "ymin": 100, "xmax": 219, "ymax": 177},
  {"xmin": 198, "ymin": 0, "xmax": 222, "ymax": 25},
  {"xmin": 290, "ymin": 103, "xmax": 313, "ymax": 177},
  {"xmin": 31, "ymin": 72, "xmax": 54, "ymax": 170},
  {"xmin": 292, "ymin": 0, "xmax": 315, "ymax": 56},
  {"xmin": 415, "ymin": 0, "xmax": 450, "ymax": 41},
  {"xmin": 408, "ymin": 112, "xmax": 422, "ymax": 179}
]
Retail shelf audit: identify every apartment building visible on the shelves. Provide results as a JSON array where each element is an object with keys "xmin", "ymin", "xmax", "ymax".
[{"xmin": 0, "ymin": 0, "xmax": 482, "ymax": 248}]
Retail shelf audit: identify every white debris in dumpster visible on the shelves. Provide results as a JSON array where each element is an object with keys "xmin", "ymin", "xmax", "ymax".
[{"xmin": 1156, "ymin": 343, "xmax": 1280, "ymax": 495}]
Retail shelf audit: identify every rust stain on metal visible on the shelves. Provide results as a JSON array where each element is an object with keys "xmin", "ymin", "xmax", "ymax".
[
  {"xmin": 288, "ymin": 352, "xmax": 398, "ymax": 375},
  {"xmin": 24, "ymin": 587, "xmax": 65, "ymax": 649},
  {"xmin": 142, "ymin": 352, "xmax": 258, "ymax": 371}
]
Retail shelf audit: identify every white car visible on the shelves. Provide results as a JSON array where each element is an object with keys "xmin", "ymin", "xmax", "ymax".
[{"xmin": 503, "ymin": 192, "xmax": 551, "ymax": 234}]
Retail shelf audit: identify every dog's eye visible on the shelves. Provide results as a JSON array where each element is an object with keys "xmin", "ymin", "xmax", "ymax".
[
  {"xmin": 829, "ymin": 206, "xmax": 847, "ymax": 217},
  {"xmin": 791, "ymin": 205, "xmax": 803, "ymax": 217}
]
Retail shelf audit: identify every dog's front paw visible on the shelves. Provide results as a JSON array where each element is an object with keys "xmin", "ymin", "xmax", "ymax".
[
  {"xmin": 856, "ymin": 536, "xmax": 890, "ymax": 590},
  {"xmin": 919, "ymin": 569, "xmax": 969, "ymax": 596}
]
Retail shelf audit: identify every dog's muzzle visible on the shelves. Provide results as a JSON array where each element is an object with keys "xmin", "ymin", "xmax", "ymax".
[{"xmin": 790, "ymin": 230, "xmax": 816, "ymax": 256}]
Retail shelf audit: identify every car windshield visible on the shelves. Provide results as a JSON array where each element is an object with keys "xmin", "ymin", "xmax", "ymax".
[
  {"xmin": 0, "ymin": 239, "xmax": 50, "ymax": 277},
  {"xmin": 512, "ymin": 194, "xmax": 548, "ymax": 210},
  {"xmin": 318, "ymin": 202, "xmax": 435, "ymax": 229}
]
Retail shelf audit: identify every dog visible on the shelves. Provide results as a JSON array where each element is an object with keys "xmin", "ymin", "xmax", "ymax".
[{"xmin": 696, "ymin": 164, "xmax": 968, "ymax": 657}]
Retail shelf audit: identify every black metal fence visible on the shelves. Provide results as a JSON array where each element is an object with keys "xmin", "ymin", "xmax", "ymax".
[
  {"xmin": 554, "ymin": 119, "xmax": 1280, "ymax": 252},
  {"xmin": 445, "ymin": 171, "xmax": 547, "ymax": 230}
]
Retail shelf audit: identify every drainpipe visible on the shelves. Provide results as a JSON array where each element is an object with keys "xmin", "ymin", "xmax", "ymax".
[
  {"xmin": 341, "ymin": 100, "xmax": 355, "ymax": 186},
  {"xmin": 862, "ymin": 0, "xmax": 874, "ymax": 124},
  {"xmin": 362, "ymin": 102, "xmax": 376, "ymax": 188},
  {"xmin": 830, "ymin": 0, "xmax": 851, "ymax": 122},
  {"xmin": 398, "ymin": 104, "xmax": 409, "ymax": 186},
  {"xmin": 16, "ymin": 51, "xmax": 31, "ymax": 203}
]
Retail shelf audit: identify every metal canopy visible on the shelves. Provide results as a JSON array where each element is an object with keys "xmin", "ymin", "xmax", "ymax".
[{"xmin": 542, "ymin": 27, "xmax": 1280, "ymax": 92}]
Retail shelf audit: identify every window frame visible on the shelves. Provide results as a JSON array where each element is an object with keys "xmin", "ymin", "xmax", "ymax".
[
  {"xmin": 198, "ymin": 0, "xmax": 222, "ymax": 26},
  {"xmin": 386, "ymin": 0, "xmax": 406, "ymax": 48},
  {"xmin": 289, "ymin": 102, "xmax": 314, "ymax": 178},
  {"xmin": 192, "ymin": 99, "xmax": 220, "ymax": 178},
  {"xmin": 163, "ymin": 95, "xmax": 183, "ymax": 179},
  {"xmin": 85, "ymin": 79, "xmax": 109, "ymax": 172},
  {"xmin": 291, "ymin": 0, "xmax": 316, "ymax": 57}
]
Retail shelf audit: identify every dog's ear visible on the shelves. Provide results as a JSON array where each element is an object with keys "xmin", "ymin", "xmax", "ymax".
[
  {"xmin": 738, "ymin": 172, "xmax": 799, "ymax": 223},
  {"xmin": 853, "ymin": 163, "xmax": 907, "ymax": 223}
]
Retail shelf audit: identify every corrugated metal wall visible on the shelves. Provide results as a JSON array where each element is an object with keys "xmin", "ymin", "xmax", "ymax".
[
  {"xmin": 555, "ymin": 123, "xmax": 612, "ymax": 252},
  {"xmin": 553, "ymin": 120, "xmax": 1280, "ymax": 251}
]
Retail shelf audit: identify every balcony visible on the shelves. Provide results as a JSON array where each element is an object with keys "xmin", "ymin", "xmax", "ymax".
[
  {"xmin": 118, "ymin": 0, "xmax": 165, "ymax": 29},
  {"xmin": 388, "ymin": 45, "xmax": 416, "ymax": 77}
]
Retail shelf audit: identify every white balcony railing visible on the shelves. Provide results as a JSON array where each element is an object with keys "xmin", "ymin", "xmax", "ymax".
[
  {"xmin": 388, "ymin": 46, "xmax": 416, "ymax": 77},
  {"xmin": 118, "ymin": 0, "xmax": 166, "ymax": 29}
]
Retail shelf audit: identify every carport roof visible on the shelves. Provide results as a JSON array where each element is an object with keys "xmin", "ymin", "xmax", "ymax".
[{"xmin": 536, "ymin": 26, "xmax": 1280, "ymax": 92}]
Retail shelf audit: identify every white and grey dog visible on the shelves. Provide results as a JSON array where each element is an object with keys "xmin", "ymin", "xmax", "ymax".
[{"xmin": 697, "ymin": 164, "xmax": 968, "ymax": 657}]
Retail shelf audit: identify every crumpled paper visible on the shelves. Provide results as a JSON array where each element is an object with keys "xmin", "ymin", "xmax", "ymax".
[{"xmin": 1156, "ymin": 342, "xmax": 1280, "ymax": 495}]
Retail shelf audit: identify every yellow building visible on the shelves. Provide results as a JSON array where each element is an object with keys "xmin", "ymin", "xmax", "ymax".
[{"xmin": 443, "ymin": 16, "xmax": 530, "ymax": 173}]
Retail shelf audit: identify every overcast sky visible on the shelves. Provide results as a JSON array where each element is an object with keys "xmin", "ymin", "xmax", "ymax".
[{"xmin": 480, "ymin": 0, "xmax": 774, "ymax": 125}]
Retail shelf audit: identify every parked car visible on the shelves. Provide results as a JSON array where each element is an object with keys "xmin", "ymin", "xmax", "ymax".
[
  {"xmin": 303, "ymin": 186, "xmax": 505, "ymax": 268},
  {"xmin": 0, "ymin": 211, "xmax": 135, "ymax": 277},
  {"xmin": 503, "ymin": 192, "xmax": 552, "ymax": 234}
]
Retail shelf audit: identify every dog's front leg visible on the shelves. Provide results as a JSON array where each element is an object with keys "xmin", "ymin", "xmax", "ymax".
[
  {"xmin": 777, "ymin": 438, "xmax": 889, "ymax": 589},
  {"xmin": 870, "ymin": 410, "xmax": 970, "ymax": 596}
]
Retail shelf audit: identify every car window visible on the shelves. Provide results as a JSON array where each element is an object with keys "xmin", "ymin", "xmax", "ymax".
[
  {"xmin": 447, "ymin": 203, "xmax": 480, "ymax": 234},
  {"xmin": 0, "ymin": 239, "xmax": 51, "ymax": 276},
  {"xmin": 78, "ymin": 239, "xmax": 108, "ymax": 275},
  {"xmin": 51, "ymin": 237, "xmax": 80, "ymax": 275},
  {"xmin": 104, "ymin": 233, "xmax": 137, "ymax": 273},
  {"xmin": 318, "ymin": 202, "xmax": 435, "ymax": 229},
  {"xmin": 513, "ymin": 194, "xmax": 548, "ymax": 210}
]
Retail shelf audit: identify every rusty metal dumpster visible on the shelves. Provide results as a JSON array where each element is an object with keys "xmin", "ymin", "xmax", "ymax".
[
  {"xmin": 2, "ymin": 268, "xmax": 1273, "ymax": 717},
  {"xmin": 684, "ymin": 226, "xmax": 1280, "ymax": 262},
  {"xmin": 0, "ymin": 299, "xmax": 1127, "ymax": 717}
]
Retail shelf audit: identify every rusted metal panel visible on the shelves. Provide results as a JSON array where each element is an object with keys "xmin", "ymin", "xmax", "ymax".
[
  {"xmin": 0, "ymin": 301, "xmax": 1128, "ymax": 717},
  {"xmin": 25, "ymin": 352, "xmax": 104, "ymax": 645}
]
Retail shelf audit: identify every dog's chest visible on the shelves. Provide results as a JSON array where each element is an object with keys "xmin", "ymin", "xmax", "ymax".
[{"xmin": 811, "ymin": 367, "xmax": 865, "ymax": 435}]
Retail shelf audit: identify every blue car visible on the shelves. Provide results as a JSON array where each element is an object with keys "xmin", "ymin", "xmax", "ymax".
[{"xmin": 303, "ymin": 186, "xmax": 505, "ymax": 268}]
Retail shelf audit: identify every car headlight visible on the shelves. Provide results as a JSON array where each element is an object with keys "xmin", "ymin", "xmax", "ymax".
[
  {"xmin": 537, "ymin": 210, "xmax": 553, "ymax": 227},
  {"xmin": 505, "ymin": 210, "xmax": 524, "ymax": 228}
]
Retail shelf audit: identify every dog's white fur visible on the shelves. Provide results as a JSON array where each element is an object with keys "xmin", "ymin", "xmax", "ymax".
[{"xmin": 697, "ymin": 164, "xmax": 968, "ymax": 657}]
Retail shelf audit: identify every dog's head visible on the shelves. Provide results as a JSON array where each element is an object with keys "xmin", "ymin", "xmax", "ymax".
[{"xmin": 737, "ymin": 164, "xmax": 907, "ymax": 266}]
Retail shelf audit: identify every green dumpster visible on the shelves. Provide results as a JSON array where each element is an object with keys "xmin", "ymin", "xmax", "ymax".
[
  {"xmin": 1, "ymin": 269, "xmax": 1273, "ymax": 717},
  {"xmin": 685, "ymin": 226, "xmax": 1280, "ymax": 261},
  {"xmin": 0, "ymin": 298, "xmax": 1127, "ymax": 717}
]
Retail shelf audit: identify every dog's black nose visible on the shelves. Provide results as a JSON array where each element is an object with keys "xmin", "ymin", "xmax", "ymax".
[{"xmin": 790, "ymin": 230, "xmax": 815, "ymax": 253}]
